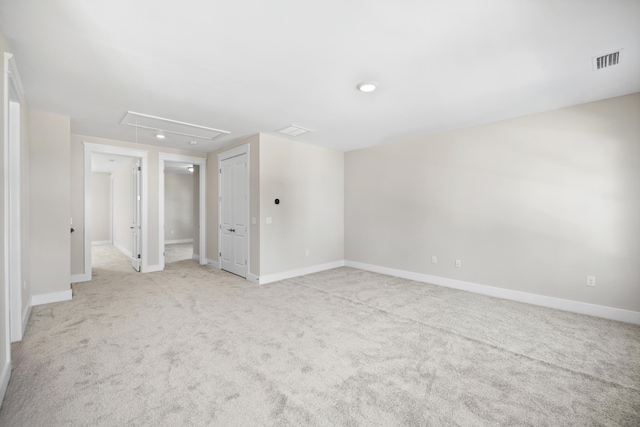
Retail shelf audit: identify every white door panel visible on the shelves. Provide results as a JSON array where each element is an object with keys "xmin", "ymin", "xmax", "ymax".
[{"xmin": 219, "ymin": 153, "xmax": 248, "ymax": 277}]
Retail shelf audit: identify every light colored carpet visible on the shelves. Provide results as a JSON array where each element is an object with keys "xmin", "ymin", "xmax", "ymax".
[
  {"xmin": 1, "ymin": 246, "xmax": 639, "ymax": 425},
  {"xmin": 165, "ymin": 243, "xmax": 193, "ymax": 264}
]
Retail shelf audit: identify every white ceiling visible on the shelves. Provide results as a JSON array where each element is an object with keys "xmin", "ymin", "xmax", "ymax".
[{"xmin": 1, "ymin": 0, "xmax": 638, "ymax": 153}]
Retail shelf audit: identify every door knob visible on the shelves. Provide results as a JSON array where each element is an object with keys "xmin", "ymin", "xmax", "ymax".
[{"xmin": 228, "ymin": 228, "xmax": 235, "ymax": 232}]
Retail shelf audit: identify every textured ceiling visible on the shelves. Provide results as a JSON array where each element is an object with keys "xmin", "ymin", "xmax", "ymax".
[{"xmin": 1, "ymin": 0, "xmax": 639, "ymax": 152}]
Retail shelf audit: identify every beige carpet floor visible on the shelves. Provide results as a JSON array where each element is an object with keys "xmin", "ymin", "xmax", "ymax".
[
  {"xmin": 1, "ymin": 245, "xmax": 639, "ymax": 426},
  {"xmin": 165, "ymin": 243, "xmax": 193, "ymax": 264}
]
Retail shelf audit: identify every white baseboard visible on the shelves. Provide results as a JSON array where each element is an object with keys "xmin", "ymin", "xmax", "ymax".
[
  {"xmin": 91, "ymin": 240, "xmax": 111, "ymax": 246},
  {"xmin": 206, "ymin": 258, "xmax": 220, "ymax": 269},
  {"xmin": 144, "ymin": 264, "xmax": 163, "ymax": 273},
  {"xmin": 246, "ymin": 273, "xmax": 259, "ymax": 284},
  {"xmin": 113, "ymin": 241, "xmax": 132, "ymax": 259},
  {"xmin": 259, "ymin": 260, "xmax": 345, "ymax": 285},
  {"xmin": 345, "ymin": 261, "xmax": 640, "ymax": 325},
  {"xmin": 22, "ymin": 296, "xmax": 32, "ymax": 336},
  {"xmin": 0, "ymin": 360, "xmax": 10, "ymax": 410},
  {"xmin": 166, "ymin": 239, "xmax": 193, "ymax": 244},
  {"xmin": 31, "ymin": 289, "xmax": 73, "ymax": 307},
  {"xmin": 70, "ymin": 273, "xmax": 91, "ymax": 283},
  {"xmin": 192, "ymin": 253, "xmax": 200, "ymax": 261}
]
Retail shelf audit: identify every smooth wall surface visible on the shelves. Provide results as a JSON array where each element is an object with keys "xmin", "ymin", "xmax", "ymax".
[
  {"xmin": 70, "ymin": 134, "xmax": 206, "ymax": 275},
  {"xmin": 91, "ymin": 172, "xmax": 111, "ymax": 243},
  {"xmin": 164, "ymin": 172, "xmax": 193, "ymax": 241},
  {"xmin": 345, "ymin": 93, "xmax": 640, "ymax": 312},
  {"xmin": 29, "ymin": 109, "xmax": 70, "ymax": 297},
  {"xmin": 259, "ymin": 134, "xmax": 344, "ymax": 276}
]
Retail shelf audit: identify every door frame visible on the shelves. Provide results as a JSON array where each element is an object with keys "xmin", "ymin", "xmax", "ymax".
[
  {"xmin": 79, "ymin": 142, "xmax": 149, "ymax": 281},
  {"xmin": 158, "ymin": 153, "xmax": 207, "ymax": 270},
  {"xmin": 217, "ymin": 144, "xmax": 250, "ymax": 278},
  {"xmin": 3, "ymin": 52, "xmax": 27, "ymax": 345}
]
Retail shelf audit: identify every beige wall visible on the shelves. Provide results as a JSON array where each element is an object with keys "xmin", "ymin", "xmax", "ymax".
[
  {"xmin": 91, "ymin": 172, "xmax": 111, "ymax": 243},
  {"xmin": 345, "ymin": 93, "xmax": 640, "ymax": 312},
  {"xmin": 259, "ymin": 134, "xmax": 344, "ymax": 276},
  {"xmin": 112, "ymin": 159, "xmax": 135, "ymax": 256},
  {"xmin": 70, "ymin": 134, "xmax": 206, "ymax": 275},
  {"xmin": 206, "ymin": 133, "xmax": 344, "ymax": 278},
  {"xmin": 29, "ymin": 110, "xmax": 71, "ymax": 297},
  {"xmin": 164, "ymin": 172, "xmax": 194, "ymax": 241}
]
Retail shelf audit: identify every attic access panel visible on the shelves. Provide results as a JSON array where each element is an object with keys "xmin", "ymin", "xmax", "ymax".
[{"xmin": 120, "ymin": 111, "xmax": 230, "ymax": 140}]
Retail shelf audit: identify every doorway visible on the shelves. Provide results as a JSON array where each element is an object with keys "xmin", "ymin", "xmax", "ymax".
[
  {"xmin": 158, "ymin": 153, "xmax": 206, "ymax": 271},
  {"xmin": 80, "ymin": 143, "xmax": 149, "ymax": 282},
  {"xmin": 89, "ymin": 153, "xmax": 143, "ymax": 272}
]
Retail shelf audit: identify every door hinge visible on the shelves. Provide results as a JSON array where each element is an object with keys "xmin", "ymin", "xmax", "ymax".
[
  {"xmin": 137, "ymin": 254, "xmax": 141, "ymax": 259},
  {"xmin": 219, "ymin": 168, "xmax": 222, "ymax": 173},
  {"xmin": 138, "ymin": 166, "xmax": 141, "ymax": 171},
  {"xmin": 219, "ymin": 252, "xmax": 222, "ymax": 257},
  {"xmin": 245, "ymin": 260, "xmax": 247, "ymax": 265}
]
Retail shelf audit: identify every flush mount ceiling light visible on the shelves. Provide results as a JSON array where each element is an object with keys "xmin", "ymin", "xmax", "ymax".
[
  {"xmin": 357, "ymin": 81, "xmax": 378, "ymax": 93},
  {"xmin": 155, "ymin": 134, "xmax": 165, "ymax": 139},
  {"xmin": 189, "ymin": 140, "xmax": 198, "ymax": 145}
]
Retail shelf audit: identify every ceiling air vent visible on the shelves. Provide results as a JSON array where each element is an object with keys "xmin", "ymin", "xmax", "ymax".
[
  {"xmin": 593, "ymin": 49, "xmax": 622, "ymax": 70},
  {"xmin": 277, "ymin": 124, "xmax": 313, "ymax": 137}
]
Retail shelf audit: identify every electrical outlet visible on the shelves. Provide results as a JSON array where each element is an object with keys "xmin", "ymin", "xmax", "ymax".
[
  {"xmin": 455, "ymin": 259, "xmax": 461, "ymax": 268},
  {"xmin": 431, "ymin": 256, "xmax": 437, "ymax": 264},
  {"xmin": 587, "ymin": 276, "xmax": 596, "ymax": 287}
]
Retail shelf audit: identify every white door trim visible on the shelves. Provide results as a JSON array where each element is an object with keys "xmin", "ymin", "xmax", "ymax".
[
  {"xmin": 2, "ymin": 51, "xmax": 25, "ymax": 404},
  {"xmin": 158, "ymin": 153, "xmax": 207, "ymax": 270},
  {"xmin": 4, "ymin": 52, "xmax": 26, "ymax": 346},
  {"xmin": 81, "ymin": 142, "xmax": 149, "ymax": 281},
  {"xmin": 218, "ymin": 144, "xmax": 251, "ymax": 278}
]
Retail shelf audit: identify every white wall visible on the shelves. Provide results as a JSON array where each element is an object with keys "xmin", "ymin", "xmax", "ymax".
[
  {"xmin": 29, "ymin": 110, "xmax": 70, "ymax": 298},
  {"xmin": 112, "ymin": 158, "xmax": 135, "ymax": 257},
  {"xmin": 345, "ymin": 93, "xmax": 640, "ymax": 313},
  {"xmin": 164, "ymin": 172, "xmax": 193, "ymax": 242},
  {"xmin": 91, "ymin": 172, "xmax": 111, "ymax": 243},
  {"xmin": 259, "ymin": 134, "xmax": 344, "ymax": 276}
]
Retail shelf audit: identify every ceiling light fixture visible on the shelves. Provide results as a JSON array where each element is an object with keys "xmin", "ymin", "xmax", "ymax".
[
  {"xmin": 156, "ymin": 133, "xmax": 165, "ymax": 139},
  {"xmin": 357, "ymin": 81, "xmax": 378, "ymax": 93},
  {"xmin": 189, "ymin": 140, "xmax": 198, "ymax": 145}
]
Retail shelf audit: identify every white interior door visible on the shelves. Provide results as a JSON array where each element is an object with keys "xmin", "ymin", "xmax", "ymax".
[
  {"xmin": 131, "ymin": 160, "xmax": 141, "ymax": 272},
  {"xmin": 220, "ymin": 153, "xmax": 247, "ymax": 277}
]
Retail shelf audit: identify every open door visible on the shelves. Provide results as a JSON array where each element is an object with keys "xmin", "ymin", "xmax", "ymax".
[{"xmin": 131, "ymin": 160, "xmax": 141, "ymax": 271}]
